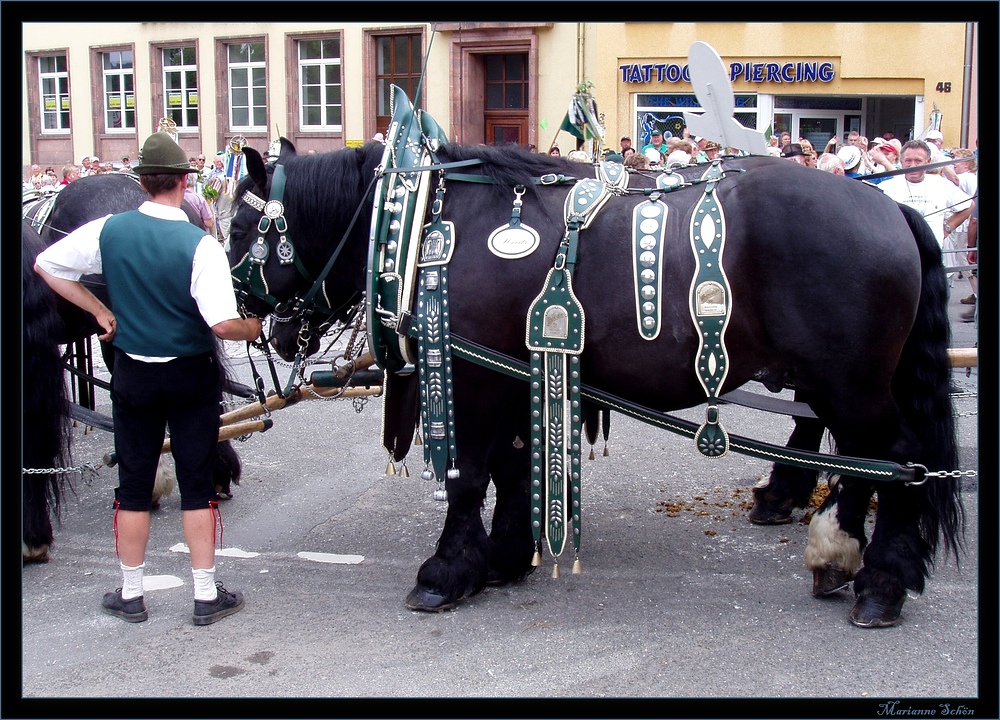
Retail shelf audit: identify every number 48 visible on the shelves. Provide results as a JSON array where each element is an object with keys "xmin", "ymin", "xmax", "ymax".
[{"xmin": 936, "ymin": 82, "xmax": 952, "ymax": 93}]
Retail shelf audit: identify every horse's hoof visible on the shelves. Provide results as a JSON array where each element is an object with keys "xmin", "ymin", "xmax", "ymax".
[
  {"xmin": 486, "ymin": 564, "xmax": 536, "ymax": 586},
  {"xmin": 22, "ymin": 543, "xmax": 50, "ymax": 564},
  {"xmin": 748, "ymin": 502, "xmax": 793, "ymax": 525},
  {"xmin": 812, "ymin": 567, "xmax": 852, "ymax": 597},
  {"xmin": 849, "ymin": 595, "xmax": 905, "ymax": 628},
  {"xmin": 405, "ymin": 585, "xmax": 457, "ymax": 612}
]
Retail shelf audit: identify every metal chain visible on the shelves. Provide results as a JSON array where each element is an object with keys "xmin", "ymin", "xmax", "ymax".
[
  {"xmin": 22, "ymin": 461, "xmax": 103, "ymax": 484},
  {"xmin": 924, "ymin": 469, "xmax": 978, "ymax": 479}
]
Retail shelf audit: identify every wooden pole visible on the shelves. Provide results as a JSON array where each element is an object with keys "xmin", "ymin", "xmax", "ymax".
[{"xmin": 948, "ymin": 347, "xmax": 977, "ymax": 368}]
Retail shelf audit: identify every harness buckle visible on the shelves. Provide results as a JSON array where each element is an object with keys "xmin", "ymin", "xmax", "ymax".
[{"xmin": 539, "ymin": 173, "xmax": 560, "ymax": 185}]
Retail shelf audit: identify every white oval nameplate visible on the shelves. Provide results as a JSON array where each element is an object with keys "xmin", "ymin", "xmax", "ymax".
[{"xmin": 488, "ymin": 225, "xmax": 540, "ymax": 260}]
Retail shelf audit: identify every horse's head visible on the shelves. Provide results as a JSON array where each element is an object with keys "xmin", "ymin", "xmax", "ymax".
[{"xmin": 228, "ymin": 138, "xmax": 378, "ymax": 360}]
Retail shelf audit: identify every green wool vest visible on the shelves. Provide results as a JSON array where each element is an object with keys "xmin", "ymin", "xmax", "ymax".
[{"xmin": 100, "ymin": 210, "xmax": 215, "ymax": 357}]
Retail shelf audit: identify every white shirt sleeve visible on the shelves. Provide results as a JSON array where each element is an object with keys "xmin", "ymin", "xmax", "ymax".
[
  {"xmin": 947, "ymin": 182, "xmax": 973, "ymax": 214},
  {"xmin": 33, "ymin": 215, "xmax": 111, "ymax": 280},
  {"xmin": 191, "ymin": 235, "xmax": 241, "ymax": 328}
]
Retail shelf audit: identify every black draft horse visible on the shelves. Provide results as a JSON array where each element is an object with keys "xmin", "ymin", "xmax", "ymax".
[
  {"xmin": 228, "ymin": 140, "xmax": 963, "ymax": 628},
  {"xmin": 21, "ymin": 174, "xmax": 243, "ymax": 562}
]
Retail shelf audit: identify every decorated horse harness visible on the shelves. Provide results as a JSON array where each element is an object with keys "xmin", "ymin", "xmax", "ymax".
[
  {"xmin": 365, "ymin": 87, "xmax": 744, "ymax": 574},
  {"xmin": 231, "ymin": 87, "xmax": 934, "ymax": 576}
]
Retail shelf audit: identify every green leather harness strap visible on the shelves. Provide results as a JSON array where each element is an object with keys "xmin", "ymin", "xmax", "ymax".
[
  {"xmin": 415, "ymin": 184, "xmax": 458, "ymax": 484},
  {"xmin": 525, "ymin": 219, "xmax": 586, "ymax": 573},
  {"xmin": 430, "ymin": 332, "xmax": 922, "ymax": 485}
]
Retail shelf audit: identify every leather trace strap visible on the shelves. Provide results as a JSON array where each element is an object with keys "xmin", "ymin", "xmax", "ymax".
[{"xmin": 434, "ymin": 333, "xmax": 925, "ymax": 486}]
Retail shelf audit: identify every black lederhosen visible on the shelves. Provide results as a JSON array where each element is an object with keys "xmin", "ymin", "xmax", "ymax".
[{"xmin": 111, "ymin": 349, "xmax": 221, "ymax": 511}]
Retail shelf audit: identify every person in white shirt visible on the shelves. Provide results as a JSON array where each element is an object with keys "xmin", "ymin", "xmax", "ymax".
[
  {"xmin": 34, "ymin": 132, "xmax": 260, "ymax": 626},
  {"xmin": 879, "ymin": 140, "xmax": 974, "ymax": 284}
]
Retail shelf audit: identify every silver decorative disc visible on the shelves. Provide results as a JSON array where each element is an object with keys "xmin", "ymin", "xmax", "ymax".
[
  {"xmin": 250, "ymin": 241, "xmax": 268, "ymax": 260},
  {"xmin": 264, "ymin": 199, "xmax": 284, "ymax": 219}
]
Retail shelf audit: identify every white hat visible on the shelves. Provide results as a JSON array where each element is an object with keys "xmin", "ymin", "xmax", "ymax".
[
  {"xmin": 644, "ymin": 147, "xmax": 662, "ymax": 164},
  {"xmin": 924, "ymin": 129, "xmax": 943, "ymax": 141},
  {"xmin": 665, "ymin": 150, "xmax": 691, "ymax": 168},
  {"xmin": 837, "ymin": 146, "xmax": 862, "ymax": 170},
  {"xmin": 90, "ymin": 156, "xmax": 100, "ymax": 162}
]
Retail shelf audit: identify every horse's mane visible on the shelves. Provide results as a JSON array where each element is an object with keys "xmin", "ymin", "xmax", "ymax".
[
  {"xmin": 433, "ymin": 143, "xmax": 591, "ymax": 197},
  {"xmin": 244, "ymin": 141, "xmax": 594, "ymax": 224}
]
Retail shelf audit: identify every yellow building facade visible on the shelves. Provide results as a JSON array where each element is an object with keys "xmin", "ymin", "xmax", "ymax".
[{"xmin": 21, "ymin": 20, "xmax": 980, "ymax": 173}]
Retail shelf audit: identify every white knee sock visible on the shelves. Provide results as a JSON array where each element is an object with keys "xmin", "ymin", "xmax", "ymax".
[
  {"xmin": 192, "ymin": 566, "xmax": 217, "ymax": 601},
  {"xmin": 120, "ymin": 562, "xmax": 145, "ymax": 600}
]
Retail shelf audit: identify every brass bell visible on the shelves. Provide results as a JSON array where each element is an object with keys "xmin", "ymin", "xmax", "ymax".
[
  {"xmin": 531, "ymin": 550, "xmax": 541, "ymax": 567},
  {"xmin": 572, "ymin": 557, "xmax": 582, "ymax": 574},
  {"xmin": 551, "ymin": 563, "xmax": 561, "ymax": 579},
  {"xmin": 398, "ymin": 462, "xmax": 409, "ymax": 478},
  {"xmin": 385, "ymin": 459, "xmax": 396, "ymax": 476}
]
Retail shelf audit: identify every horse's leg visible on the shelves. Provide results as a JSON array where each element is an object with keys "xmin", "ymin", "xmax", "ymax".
[
  {"xmin": 749, "ymin": 403, "xmax": 826, "ymax": 524},
  {"xmin": 849, "ymin": 480, "xmax": 935, "ymax": 627},
  {"xmin": 212, "ymin": 440, "xmax": 242, "ymax": 500},
  {"xmin": 405, "ymin": 365, "xmax": 518, "ymax": 612},
  {"xmin": 22, "ymin": 475, "xmax": 55, "ymax": 563},
  {"xmin": 804, "ymin": 475, "xmax": 873, "ymax": 597},
  {"xmin": 804, "ymin": 393, "xmax": 926, "ymax": 628},
  {"xmin": 485, "ymin": 412, "xmax": 535, "ymax": 586}
]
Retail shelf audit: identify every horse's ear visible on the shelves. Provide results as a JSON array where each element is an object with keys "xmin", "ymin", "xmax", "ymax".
[
  {"xmin": 278, "ymin": 137, "xmax": 297, "ymax": 164},
  {"xmin": 243, "ymin": 147, "xmax": 268, "ymax": 191}
]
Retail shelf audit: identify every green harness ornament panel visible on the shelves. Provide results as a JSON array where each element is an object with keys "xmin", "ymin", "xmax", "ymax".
[
  {"xmin": 596, "ymin": 160, "xmax": 629, "ymax": 192},
  {"xmin": 367, "ymin": 85, "xmax": 447, "ymax": 373},
  {"xmin": 415, "ymin": 212, "xmax": 458, "ymax": 483},
  {"xmin": 688, "ymin": 161, "xmax": 732, "ymax": 458},
  {"xmin": 526, "ymin": 262, "xmax": 585, "ymax": 569},
  {"xmin": 632, "ymin": 196, "xmax": 668, "ymax": 340},
  {"xmin": 523, "ymin": 176, "xmax": 617, "ymax": 574}
]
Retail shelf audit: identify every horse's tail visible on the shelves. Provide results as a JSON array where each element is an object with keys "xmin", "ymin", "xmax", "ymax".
[
  {"xmin": 894, "ymin": 202, "xmax": 964, "ymax": 562},
  {"xmin": 22, "ymin": 223, "xmax": 70, "ymax": 553}
]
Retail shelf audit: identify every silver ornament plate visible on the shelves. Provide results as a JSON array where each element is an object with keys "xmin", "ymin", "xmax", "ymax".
[
  {"xmin": 264, "ymin": 199, "xmax": 284, "ymax": 219},
  {"xmin": 487, "ymin": 224, "xmax": 540, "ymax": 260}
]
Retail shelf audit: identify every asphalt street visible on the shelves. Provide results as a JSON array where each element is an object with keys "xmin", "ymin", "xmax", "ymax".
[{"xmin": 15, "ymin": 285, "xmax": 988, "ymax": 719}]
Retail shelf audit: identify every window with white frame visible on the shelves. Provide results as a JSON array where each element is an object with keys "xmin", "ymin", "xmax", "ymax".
[
  {"xmin": 298, "ymin": 37, "xmax": 342, "ymax": 130},
  {"xmin": 39, "ymin": 54, "xmax": 70, "ymax": 132},
  {"xmin": 102, "ymin": 50, "xmax": 135, "ymax": 132},
  {"xmin": 228, "ymin": 42, "xmax": 266, "ymax": 130},
  {"xmin": 163, "ymin": 46, "xmax": 198, "ymax": 130}
]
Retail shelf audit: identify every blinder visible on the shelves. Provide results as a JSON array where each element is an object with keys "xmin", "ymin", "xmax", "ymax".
[{"xmin": 231, "ymin": 163, "xmax": 343, "ymax": 326}]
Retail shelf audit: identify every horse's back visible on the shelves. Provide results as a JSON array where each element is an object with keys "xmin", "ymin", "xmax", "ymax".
[
  {"xmin": 42, "ymin": 174, "xmax": 147, "ymax": 244},
  {"xmin": 447, "ymin": 155, "xmax": 924, "ymax": 410}
]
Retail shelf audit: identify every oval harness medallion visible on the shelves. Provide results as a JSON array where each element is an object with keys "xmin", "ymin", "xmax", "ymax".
[{"xmin": 488, "ymin": 225, "xmax": 540, "ymax": 259}]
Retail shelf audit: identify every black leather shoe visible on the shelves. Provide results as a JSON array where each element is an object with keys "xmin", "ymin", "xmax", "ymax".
[
  {"xmin": 101, "ymin": 588, "xmax": 148, "ymax": 623},
  {"xmin": 193, "ymin": 581, "xmax": 244, "ymax": 625}
]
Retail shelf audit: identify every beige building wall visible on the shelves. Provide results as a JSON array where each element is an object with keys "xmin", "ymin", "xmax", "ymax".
[{"xmin": 22, "ymin": 21, "xmax": 978, "ymax": 170}]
